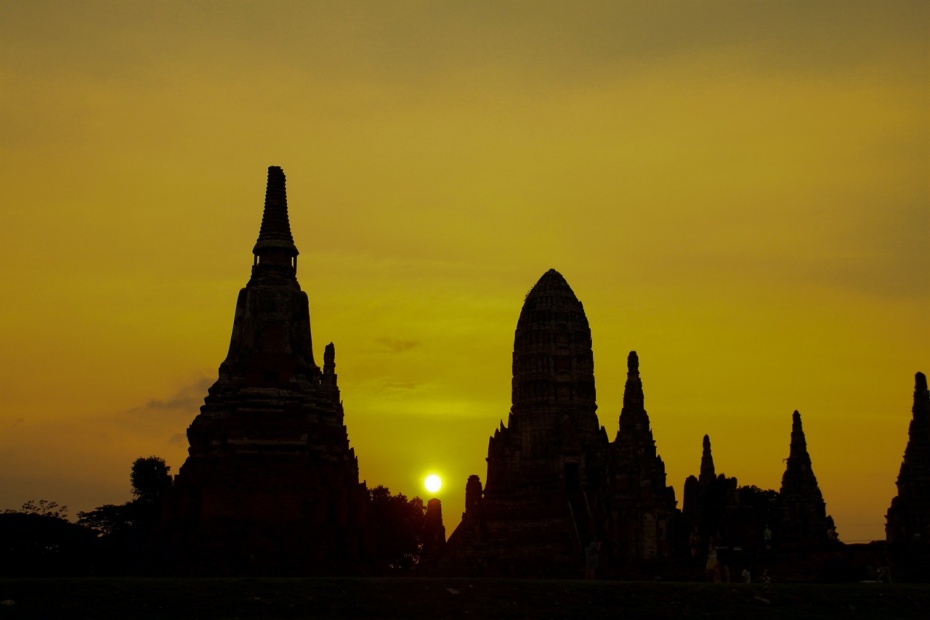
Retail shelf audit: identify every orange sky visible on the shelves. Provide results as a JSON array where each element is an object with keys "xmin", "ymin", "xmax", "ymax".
[{"xmin": 1, "ymin": 1, "xmax": 927, "ymax": 543}]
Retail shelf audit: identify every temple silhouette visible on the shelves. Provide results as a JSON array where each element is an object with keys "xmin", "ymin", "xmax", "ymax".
[
  {"xmin": 441, "ymin": 270, "xmax": 862, "ymax": 578},
  {"xmin": 162, "ymin": 167, "xmax": 370, "ymax": 575},
  {"xmin": 150, "ymin": 166, "xmax": 927, "ymax": 580},
  {"xmin": 443, "ymin": 270, "xmax": 676, "ymax": 575},
  {"xmin": 779, "ymin": 411, "xmax": 833, "ymax": 547},
  {"xmin": 681, "ymin": 435, "xmax": 740, "ymax": 555}
]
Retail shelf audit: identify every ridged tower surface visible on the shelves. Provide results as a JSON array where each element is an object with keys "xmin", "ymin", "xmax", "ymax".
[
  {"xmin": 186, "ymin": 166, "xmax": 336, "ymax": 455},
  {"xmin": 608, "ymin": 351, "xmax": 677, "ymax": 561},
  {"xmin": 468, "ymin": 270, "xmax": 608, "ymax": 575},
  {"xmin": 485, "ymin": 270, "xmax": 604, "ymax": 494},
  {"xmin": 163, "ymin": 166, "xmax": 369, "ymax": 575},
  {"xmin": 778, "ymin": 411, "xmax": 828, "ymax": 545},
  {"xmin": 510, "ymin": 269, "xmax": 598, "ymax": 434},
  {"xmin": 699, "ymin": 434, "xmax": 716, "ymax": 484},
  {"xmin": 612, "ymin": 352, "xmax": 669, "ymax": 485},
  {"xmin": 886, "ymin": 372, "xmax": 930, "ymax": 544}
]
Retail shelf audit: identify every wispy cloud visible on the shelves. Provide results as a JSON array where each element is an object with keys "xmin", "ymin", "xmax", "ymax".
[
  {"xmin": 111, "ymin": 376, "xmax": 214, "ymax": 437},
  {"xmin": 127, "ymin": 376, "xmax": 213, "ymax": 415},
  {"xmin": 375, "ymin": 338, "xmax": 421, "ymax": 353}
]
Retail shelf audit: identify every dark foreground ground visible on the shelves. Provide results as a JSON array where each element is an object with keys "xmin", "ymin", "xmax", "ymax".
[{"xmin": 0, "ymin": 578, "xmax": 928, "ymax": 619}]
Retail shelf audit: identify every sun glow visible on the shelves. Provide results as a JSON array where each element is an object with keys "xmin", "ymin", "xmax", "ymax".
[{"xmin": 424, "ymin": 474, "xmax": 442, "ymax": 494}]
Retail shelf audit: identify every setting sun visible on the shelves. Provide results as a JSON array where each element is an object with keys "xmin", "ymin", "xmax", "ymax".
[{"xmin": 424, "ymin": 474, "xmax": 442, "ymax": 495}]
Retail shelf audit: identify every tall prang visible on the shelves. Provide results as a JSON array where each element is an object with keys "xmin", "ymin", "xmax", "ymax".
[
  {"xmin": 444, "ymin": 269, "xmax": 610, "ymax": 575},
  {"xmin": 162, "ymin": 166, "xmax": 370, "ymax": 575},
  {"xmin": 778, "ymin": 410, "xmax": 831, "ymax": 547},
  {"xmin": 607, "ymin": 352, "xmax": 677, "ymax": 561},
  {"xmin": 886, "ymin": 372, "xmax": 930, "ymax": 545},
  {"xmin": 489, "ymin": 269, "xmax": 605, "ymax": 494}
]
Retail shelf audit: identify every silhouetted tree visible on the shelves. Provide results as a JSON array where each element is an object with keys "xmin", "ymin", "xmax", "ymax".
[
  {"xmin": 5, "ymin": 499, "xmax": 68, "ymax": 519},
  {"xmin": 368, "ymin": 486, "xmax": 427, "ymax": 571},
  {"xmin": 131, "ymin": 456, "xmax": 173, "ymax": 505},
  {"xmin": 0, "ymin": 501, "xmax": 96, "ymax": 576},
  {"xmin": 77, "ymin": 503, "xmax": 136, "ymax": 537},
  {"xmin": 738, "ymin": 486, "xmax": 780, "ymax": 529},
  {"xmin": 77, "ymin": 457, "xmax": 172, "ymax": 538},
  {"xmin": 74, "ymin": 456, "xmax": 173, "ymax": 574}
]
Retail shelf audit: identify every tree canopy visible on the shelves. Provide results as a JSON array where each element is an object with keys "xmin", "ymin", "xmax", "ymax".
[
  {"xmin": 130, "ymin": 456, "xmax": 172, "ymax": 505},
  {"xmin": 368, "ymin": 485, "xmax": 427, "ymax": 571},
  {"xmin": 4, "ymin": 499, "xmax": 68, "ymax": 519}
]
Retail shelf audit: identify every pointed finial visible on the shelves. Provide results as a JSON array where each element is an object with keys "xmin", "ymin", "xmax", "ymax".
[
  {"xmin": 791, "ymin": 410, "xmax": 803, "ymax": 438},
  {"xmin": 618, "ymin": 350, "xmax": 645, "ymax": 419},
  {"xmin": 700, "ymin": 434, "xmax": 716, "ymax": 483},
  {"xmin": 916, "ymin": 372, "xmax": 928, "ymax": 394},
  {"xmin": 913, "ymin": 371, "xmax": 929, "ymax": 423},
  {"xmin": 780, "ymin": 409, "xmax": 827, "ymax": 541},
  {"xmin": 253, "ymin": 166, "xmax": 298, "ymax": 257},
  {"xmin": 788, "ymin": 410, "xmax": 810, "ymax": 462},
  {"xmin": 323, "ymin": 342, "xmax": 336, "ymax": 375}
]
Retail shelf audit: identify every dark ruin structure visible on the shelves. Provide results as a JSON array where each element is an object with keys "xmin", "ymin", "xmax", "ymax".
[
  {"xmin": 422, "ymin": 498, "xmax": 447, "ymax": 564},
  {"xmin": 607, "ymin": 351, "xmax": 678, "ymax": 562},
  {"xmin": 444, "ymin": 269, "xmax": 676, "ymax": 575},
  {"xmin": 442, "ymin": 272, "xmax": 854, "ymax": 578},
  {"xmin": 778, "ymin": 411, "xmax": 833, "ymax": 548},
  {"xmin": 444, "ymin": 270, "xmax": 608, "ymax": 574},
  {"xmin": 149, "ymin": 175, "xmax": 913, "ymax": 578},
  {"xmin": 682, "ymin": 435, "xmax": 739, "ymax": 549},
  {"xmin": 886, "ymin": 372, "xmax": 930, "ymax": 579},
  {"xmin": 680, "ymin": 435, "xmax": 780, "ymax": 577},
  {"xmin": 887, "ymin": 372, "xmax": 930, "ymax": 544},
  {"xmin": 162, "ymin": 166, "xmax": 370, "ymax": 575}
]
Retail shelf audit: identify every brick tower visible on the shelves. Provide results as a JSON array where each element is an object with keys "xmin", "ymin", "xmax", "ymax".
[
  {"xmin": 445, "ymin": 269, "xmax": 609, "ymax": 575},
  {"xmin": 163, "ymin": 166, "xmax": 370, "ymax": 575}
]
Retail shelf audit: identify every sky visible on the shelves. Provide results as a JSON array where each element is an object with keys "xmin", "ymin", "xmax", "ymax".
[{"xmin": 0, "ymin": 1, "xmax": 927, "ymax": 544}]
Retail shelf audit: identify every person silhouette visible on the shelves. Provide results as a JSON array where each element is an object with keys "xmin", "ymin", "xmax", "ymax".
[{"xmin": 584, "ymin": 539, "xmax": 601, "ymax": 580}]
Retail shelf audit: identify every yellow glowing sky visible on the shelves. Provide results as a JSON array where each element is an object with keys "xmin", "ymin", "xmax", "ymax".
[{"xmin": 1, "ymin": 1, "xmax": 927, "ymax": 543}]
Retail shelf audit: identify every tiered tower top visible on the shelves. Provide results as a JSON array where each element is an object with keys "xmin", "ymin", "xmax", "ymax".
[
  {"xmin": 699, "ymin": 434, "xmax": 716, "ymax": 484},
  {"xmin": 253, "ymin": 166, "xmax": 298, "ymax": 257},
  {"xmin": 511, "ymin": 269, "xmax": 597, "ymax": 423}
]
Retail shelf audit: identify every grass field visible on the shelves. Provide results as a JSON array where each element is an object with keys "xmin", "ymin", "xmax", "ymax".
[{"xmin": 0, "ymin": 578, "xmax": 928, "ymax": 619}]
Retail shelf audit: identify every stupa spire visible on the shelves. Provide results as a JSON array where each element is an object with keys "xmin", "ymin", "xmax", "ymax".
[
  {"xmin": 615, "ymin": 350, "xmax": 659, "ymax": 453},
  {"xmin": 789, "ymin": 411, "xmax": 808, "ymax": 462},
  {"xmin": 886, "ymin": 372, "xmax": 930, "ymax": 547},
  {"xmin": 779, "ymin": 410, "xmax": 829, "ymax": 546},
  {"xmin": 699, "ymin": 434, "xmax": 716, "ymax": 484},
  {"xmin": 912, "ymin": 372, "xmax": 929, "ymax": 426},
  {"xmin": 164, "ymin": 166, "xmax": 369, "ymax": 575},
  {"xmin": 611, "ymin": 350, "xmax": 677, "ymax": 561},
  {"xmin": 253, "ymin": 165, "xmax": 298, "ymax": 259},
  {"xmin": 621, "ymin": 351, "xmax": 644, "ymax": 413}
]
